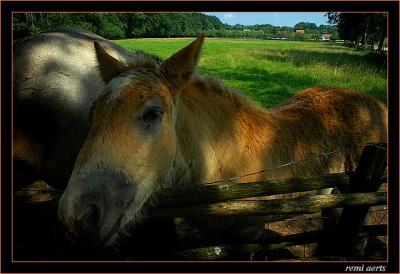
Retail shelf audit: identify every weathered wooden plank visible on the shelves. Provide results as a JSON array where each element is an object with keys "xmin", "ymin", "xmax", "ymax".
[
  {"xmin": 158, "ymin": 172, "xmax": 351, "ymax": 207},
  {"xmin": 175, "ymin": 243, "xmax": 286, "ymax": 260},
  {"xmin": 16, "ymin": 182, "xmax": 385, "ymax": 218},
  {"xmin": 15, "ymin": 180, "xmax": 386, "ymax": 219},
  {"xmin": 154, "ymin": 192, "xmax": 386, "ymax": 217},
  {"xmin": 174, "ymin": 224, "xmax": 387, "ymax": 260},
  {"xmin": 15, "ymin": 180, "xmax": 62, "ymax": 204},
  {"xmin": 17, "ymin": 176, "xmax": 388, "ymax": 211}
]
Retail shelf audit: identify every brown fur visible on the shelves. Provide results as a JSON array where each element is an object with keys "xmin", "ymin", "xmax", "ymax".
[{"xmin": 175, "ymin": 79, "xmax": 387, "ymax": 184}]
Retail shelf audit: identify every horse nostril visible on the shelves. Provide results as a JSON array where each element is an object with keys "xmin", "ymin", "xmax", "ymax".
[{"xmin": 75, "ymin": 205, "xmax": 101, "ymax": 241}]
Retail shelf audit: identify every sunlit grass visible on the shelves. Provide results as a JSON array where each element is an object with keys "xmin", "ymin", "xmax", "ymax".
[{"xmin": 114, "ymin": 38, "xmax": 387, "ymax": 108}]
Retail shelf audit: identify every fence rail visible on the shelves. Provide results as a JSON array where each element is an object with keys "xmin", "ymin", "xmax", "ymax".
[
  {"xmin": 154, "ymin": 192, "xmax": 386, "ymax": 217},
  {"xmin": 14, "ymin": 143, "xmax": 388, "ymax": 261},
  {"xmin": 157, "ymin": 172, "xmax": 352, "ymax": 207},
  {"xmin": 173, "ymin": 224, "xmax": 387, "ymax": 260}
]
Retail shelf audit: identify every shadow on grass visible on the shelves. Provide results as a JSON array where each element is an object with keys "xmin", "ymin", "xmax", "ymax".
[
  {"xmin": 253, "ymin": 48, "xmax": 387, "ymax": 75},
  {"xmin": 201, "ymin": 66, "xmax": 318, "ymax": 108}
]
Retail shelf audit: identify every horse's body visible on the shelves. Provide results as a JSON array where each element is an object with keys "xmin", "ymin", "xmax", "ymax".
[
  {"xmin": 173, "ymin": 77, "xmax": 387, "ymax": 184},
  {"xmin": 13, "ymin": 29, "xmax": 137, "ymax": 188},
  {"xmin": 57, "ymin": 35, "xmax": 387, "ymax": 253}
]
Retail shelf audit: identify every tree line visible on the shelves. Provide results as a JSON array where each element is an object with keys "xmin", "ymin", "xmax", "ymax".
[
  {"xmin": 13, "ymin": 13, "xmax": 224, "ymax": 40},
  {"xmin": 226, "ymin": 22, "xmax": 337, "ymax": 40},
  {"xmin": 13, "ymin": 12, "xmax": 387, "ymax": 52},
  {"xmin": 13, "ymin": 12, "xmax": 336, "ymax": 41}
]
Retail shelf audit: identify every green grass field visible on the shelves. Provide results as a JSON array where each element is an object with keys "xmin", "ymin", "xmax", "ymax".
[{"xmin": 114, "ymin": 38, "xmax": 387, "ymax": 108}]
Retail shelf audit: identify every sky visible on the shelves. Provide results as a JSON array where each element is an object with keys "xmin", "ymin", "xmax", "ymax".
[{"xmin": 203, "ymin": 12, "xmax": 330, "ymax": 27}]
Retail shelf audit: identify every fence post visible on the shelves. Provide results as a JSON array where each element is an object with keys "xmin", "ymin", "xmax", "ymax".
[{"xmin": 316, "ymin": 143, "xmax": 387, "ymax": 257}]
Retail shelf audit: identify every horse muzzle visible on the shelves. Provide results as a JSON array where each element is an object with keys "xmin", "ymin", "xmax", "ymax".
[{"xmin": 57, "ymin": 169, "xmax": 137, "ymax": 247}]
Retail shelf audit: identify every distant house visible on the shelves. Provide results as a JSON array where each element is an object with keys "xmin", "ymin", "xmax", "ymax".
[
  {"xmin": 295, "ymin": 29, "xmax": 305, "ymax": 34},
  {"xmin": 243, "ymin": 29, "xmax": 251, "ymax": 32},
  {"xmin": 321, "ymin": 33, "xmax": 333, "ymax": 41}
]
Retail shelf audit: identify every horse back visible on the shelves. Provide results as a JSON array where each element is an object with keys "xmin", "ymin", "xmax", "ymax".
[
  {"xmin": 292, "ymin": 87, "xmax": 387, "ymax": 137},
  {"xmin": 269, "ymin": 87, "xmax": 387, "ymax": 174}
]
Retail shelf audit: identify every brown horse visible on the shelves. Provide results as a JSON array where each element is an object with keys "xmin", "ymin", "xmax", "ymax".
[{"xmin": 58, "ymin": 35, "xmax": 387, "ymax": 249}]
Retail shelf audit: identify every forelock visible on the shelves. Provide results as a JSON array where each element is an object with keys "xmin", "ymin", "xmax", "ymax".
[
  {"xmin": 102, "ymin": 74, "xmax": 134, "ymax": 103},
  {"xmin": 130, "ymin": 50, "xmax": 163, "ymax": 69},
  {"xmin": 100, "ymin": 51, "xmax": 164, "ymax": 103}
]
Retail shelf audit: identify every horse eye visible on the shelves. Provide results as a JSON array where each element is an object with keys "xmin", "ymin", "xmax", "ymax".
[{"xmin": 142, "ymin": 108, "xmax": 163, "ymax": 123}]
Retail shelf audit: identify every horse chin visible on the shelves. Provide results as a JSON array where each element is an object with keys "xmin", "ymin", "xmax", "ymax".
[
  {"xmin": 93, "ymin": 182, "xmax": 157, "ymax": 249},
  {"xmin": 75, "ymin": 200, "xmax": 140, "ymax": 249},
  {"xmin": 96, "ymin": 218, "xmax": 125, "ymax": 249},
  {"xmin": 101, "ymin": 201, "xmax": 149, "ymax": 248}
]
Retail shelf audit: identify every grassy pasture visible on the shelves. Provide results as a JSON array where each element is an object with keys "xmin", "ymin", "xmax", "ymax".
[{"xmin": 114, "ymin": 38, "xmax": 387, "ymax": 108}]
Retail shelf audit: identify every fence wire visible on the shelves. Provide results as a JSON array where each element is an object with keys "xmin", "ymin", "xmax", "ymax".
[{"xmin": 207, "ymin": 145, "xmax": 367, "ymax": 185}]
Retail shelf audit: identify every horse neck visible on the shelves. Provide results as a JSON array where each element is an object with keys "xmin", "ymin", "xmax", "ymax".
[{"xmin": 174, "ymin": 75, "xmax": 278, "ymax": 184}]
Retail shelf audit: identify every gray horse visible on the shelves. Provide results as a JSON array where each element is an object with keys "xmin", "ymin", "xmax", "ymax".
[{"xmin": 13, "ymin": 29, "xmax": 135, "ymax": 189}]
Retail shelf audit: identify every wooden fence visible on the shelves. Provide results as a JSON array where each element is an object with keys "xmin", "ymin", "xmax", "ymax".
[{"xmin": 14, "ymin": 143, "xmax": 387, "ymax": 261}]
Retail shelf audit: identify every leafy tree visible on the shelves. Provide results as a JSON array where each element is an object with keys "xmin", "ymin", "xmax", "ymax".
[
  {"xmin": 326, "ymin": 12, "xmax": 387, "ymax": 52},
  {"xmin": 94, "ymin": 14, "xmax": 125, "ymax": 39},
  {"xmin": 294, "ymin": 22, "xmax": 317, "ymax": 30}
]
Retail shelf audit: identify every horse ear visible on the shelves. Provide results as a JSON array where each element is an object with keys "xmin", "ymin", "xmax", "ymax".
[
  {"xmin": 162, "ymin": 34, "xmax": 205, "ymax": 90},
  {"xmin": 94, "ymin": 40, "xmax": 134, "ymax": 83}
]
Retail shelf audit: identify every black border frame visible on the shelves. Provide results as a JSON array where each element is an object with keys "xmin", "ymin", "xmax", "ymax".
[{"xmin": 1, "ymin": 1, "xmax": 399, "ymax": 273}]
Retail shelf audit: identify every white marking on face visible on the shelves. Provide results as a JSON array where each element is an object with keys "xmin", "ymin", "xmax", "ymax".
[{"xmin": 103, "ymin": 73, "xmax": 134, "ymax": 103}]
